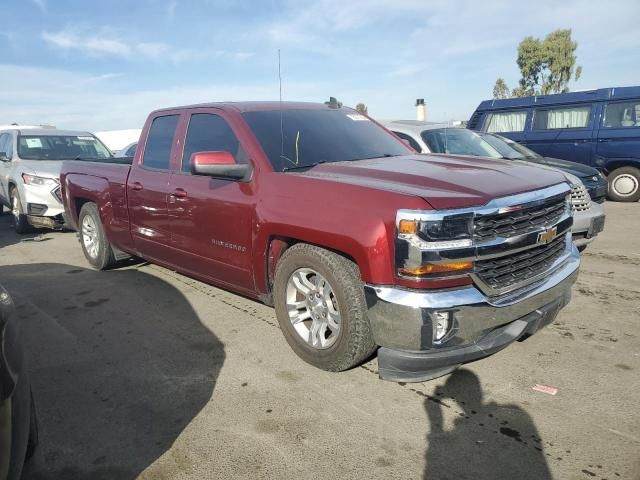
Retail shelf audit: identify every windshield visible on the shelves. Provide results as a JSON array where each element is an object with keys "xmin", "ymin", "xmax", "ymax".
[
  {"xmin": 421, "ymin": 128, "xmax": 502, "ymax": 158},
  {"xmin": 18, "ymin": 134, "xmax": 112, "ymax": 160},
  {"xmin": 480, "ymin": 133, "xmax": 527, "ymax": 160},
  {"xmin": 494, "ymin": 134, "xmax": 541, "ymax": 159},
  {"xmin": 242, "ymin": 109, "xmax": 411, "ymax": 171}
]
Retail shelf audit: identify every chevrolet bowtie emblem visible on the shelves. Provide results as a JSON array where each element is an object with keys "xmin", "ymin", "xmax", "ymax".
[{"xmin": 537, "ymin": 226, "xmax": 557, "ymax": 244}]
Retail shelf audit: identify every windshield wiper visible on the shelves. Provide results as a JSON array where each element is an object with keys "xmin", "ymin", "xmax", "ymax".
[
  {"xmin": 282, "ymin": 160, "xmax": 327, "ymax": 172},
  {"xmin": 345, "ymin": 153, "xmax": 402, "ymax": 162}
]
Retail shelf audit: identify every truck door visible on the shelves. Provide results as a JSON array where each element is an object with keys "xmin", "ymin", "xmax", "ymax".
[
  {"xmin": 596, "ymin": 99, "xmax": 640, "ymax": 168},
  {"xmin": 167, "ymin": 109, "xmax": 255, "ymax": 293},
  {"xmin": 127, "ymin": 113, "xmax": 180, "ymax": 262},
  {"xmin": 528, "ymin": 104, "xmax": 595, "ymax": 166}
]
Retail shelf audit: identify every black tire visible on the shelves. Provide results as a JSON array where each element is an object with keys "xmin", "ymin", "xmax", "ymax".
[
  {"xmin": 577, "ymin": 245, "xmax": 587, "ymax": 253},
  {"xmin": 607, "ymin": 166, "xmax": 640, "ymax": 202},
  {"xmin": 78, "ymin": 202, "xmax": 116, "ymax": 270},
  {"xmin": 25, "ymin": 390, "xmax": 38, "ymax": 460},
  {"xmin": 10, "ymin": 188, "xmax": 31, "ymax": 234},
  {"xmin": 273, "ymin": 243, "xmax": 376, "ymax": 372}
]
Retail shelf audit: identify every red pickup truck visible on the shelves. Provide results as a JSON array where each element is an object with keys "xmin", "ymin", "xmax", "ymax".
[{"xmin": 61, "ymin": 101, "xmax": 580, "ymax": 382}]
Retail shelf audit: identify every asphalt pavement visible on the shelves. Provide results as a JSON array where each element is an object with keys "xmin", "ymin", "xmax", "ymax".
[{"xmin": 0, "ymin": 202, "xmax": 638, "ymax": 479}]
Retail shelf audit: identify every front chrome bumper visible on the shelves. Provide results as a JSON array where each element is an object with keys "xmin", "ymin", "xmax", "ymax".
[{"xmin": 364, "ymin": 238, "xmax": 580, "ymax": 382}]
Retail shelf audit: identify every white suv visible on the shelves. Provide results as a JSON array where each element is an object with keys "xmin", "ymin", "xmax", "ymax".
[{"xmin": 0, "ymin": 128, "xmax": 112, "ymax": 233}]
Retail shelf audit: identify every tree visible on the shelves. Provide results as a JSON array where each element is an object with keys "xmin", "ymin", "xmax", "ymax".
[
  {"xmin": 492, "ymin": 29, "xmax": 582, "ymax": 98},
  {"xmin": 355, "ymin": 103, "xmax": 368, "ymax": 115},
  {"xmin": 492, "ymin": 78, "xmax": 510, "ymax": 99}
]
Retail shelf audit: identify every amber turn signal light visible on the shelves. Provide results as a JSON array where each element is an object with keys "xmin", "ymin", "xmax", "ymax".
[
  {"xmin": 398, "ymin": 219, "xmax": 418, "ymax": 235},
  {"xmin": 399, "ymin": 261, "xmax": 473, "ymax": 276}
]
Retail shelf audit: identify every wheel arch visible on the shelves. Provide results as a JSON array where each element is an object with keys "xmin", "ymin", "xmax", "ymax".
[
  {"xmin": 603, "ymin": 158, "xmax": 640, "ymax": 175},
  {"xmin": 261, "ymin": 235, "xmax": 364, "ymax": 305}
]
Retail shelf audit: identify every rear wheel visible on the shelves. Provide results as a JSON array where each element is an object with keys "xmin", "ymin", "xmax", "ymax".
[
  {"xmin": 273, "ymin": 243, "xmax": 376, "ymax": 372},
  {"xmin": 10, "ymin": 187, "xmax": 30, "ymax": 234},
  {"xmin": 78, "ymin": 203, "xmax": 116, "ymax": 270},
  {"xmin": 607, "ymin": 166, "xmax": 640, "ymax": 202}
]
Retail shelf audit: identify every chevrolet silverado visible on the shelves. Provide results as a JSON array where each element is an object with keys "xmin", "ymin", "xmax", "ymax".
[{"xmin": 60, "ymin": 102, "xmax": 580, "ymax": 382}]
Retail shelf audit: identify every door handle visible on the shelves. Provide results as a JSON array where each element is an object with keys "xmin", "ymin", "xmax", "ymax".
[
  {"xmin": 171, "ymin": 188, "xmax": 188, "ymax": 198},
  {"xmin": 598, "ymin": 139, "xmax": 611, "ymax": 143},
  {"xmin": 131, "ymin": 182, "xmax": 143, "ymax": 191}
]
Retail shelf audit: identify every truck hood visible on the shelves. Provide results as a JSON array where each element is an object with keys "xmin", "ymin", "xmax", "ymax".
[
  {"xmin": 18, "ymin": 160, "xmax": 64, "ymax": 179},
  {"xmin": 297, "ymin": 154, "xmax": 569, "ymax": 209}
]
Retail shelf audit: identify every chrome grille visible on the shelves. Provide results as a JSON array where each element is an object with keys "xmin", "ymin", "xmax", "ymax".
[
  {"xmin": 570, "ymin": 183, "xmax": 591, "ymax": 212},
  {"xmin": 475, "ymin": 235, "xmax": 567, "ymax": 292},
  {"xmin": 473, "ymin": 193, "xmax": 566, "ymax": 241}
]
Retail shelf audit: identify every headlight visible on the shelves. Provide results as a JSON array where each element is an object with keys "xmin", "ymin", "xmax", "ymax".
[
  {"xmin": 21, "ymin": 173, "xmax": 59, "ymax": 186},
  {"xmin": 396, "ymin": 211, "xmax": 474, "ymax": 278},
  {"xmin": 398, "ymin": 215, "xmax": 473, "ymax": 250}
]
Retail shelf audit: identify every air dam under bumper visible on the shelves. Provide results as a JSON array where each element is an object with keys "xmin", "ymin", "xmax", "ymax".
[{"xmin": 364, "ymin": 243, "xmax": 580, "ymax": 383}]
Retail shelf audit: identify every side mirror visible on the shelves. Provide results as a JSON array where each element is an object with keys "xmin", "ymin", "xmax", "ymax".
[
  {"xmin": 0, "ymin": 152, "xmax": 9, "ymax": 162},
  {"xmin": 191, "ymin": 151, "xmax": 252, "ymax": 181}
]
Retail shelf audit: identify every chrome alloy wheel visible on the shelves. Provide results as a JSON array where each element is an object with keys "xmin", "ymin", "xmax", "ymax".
[
  {"xmin": 81, "ymin": 215, "xmax": 99, "ymax": 259},
  {"xmin": 612, "ymin": 173, "xmax": 639, "ymax": 198},
  {"xmin": 286, "ymin": 268, "xmax": 341, "ymax": 349}
]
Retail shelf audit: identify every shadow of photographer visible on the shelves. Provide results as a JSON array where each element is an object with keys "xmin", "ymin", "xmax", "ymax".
[
  {"xmin": 0, "ymin": 262, "xmax": 225, "ymax": 480},
  {"xmin": 424, "ymin": 369, "xmax": 552, "ymax": 480}
]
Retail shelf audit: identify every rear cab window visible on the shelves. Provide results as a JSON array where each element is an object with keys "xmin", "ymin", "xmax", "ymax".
[
  {"xmin": 142, "ymin": 115, "xmax": 180, "ymax": 170},
  {"xmin": 181, "ymin": 113, "xmax": 247, "ymax": 173},
  {"xmin": 602, "ymin": 100, "xmax": 640, "ymax": 128},
  {"xmin": 485, "ymin": 110, "xmax": 528, "ymax": 133},
  {"xmin": 533, "ymin": 105, "xmax": 592, "ymax": 130}
]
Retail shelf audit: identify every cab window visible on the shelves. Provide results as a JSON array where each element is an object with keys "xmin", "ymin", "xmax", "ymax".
[
  {"xmin": 181, "ymin": 113, "xmax": 246, "ymax": 173},
  {"xmin": 142, "ymin": 115, "xmax": 180, "ymax": 170}
]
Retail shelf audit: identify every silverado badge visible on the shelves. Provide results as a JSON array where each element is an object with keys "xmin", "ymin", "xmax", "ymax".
[{"xmin": 537, "ymin": 226, "xmax": 557, "ymax": 244}]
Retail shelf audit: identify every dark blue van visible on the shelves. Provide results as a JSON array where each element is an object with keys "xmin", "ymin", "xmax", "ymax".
[{"xmin": 469, "ymin": 86, "xmax": 640, "ymax": 202}]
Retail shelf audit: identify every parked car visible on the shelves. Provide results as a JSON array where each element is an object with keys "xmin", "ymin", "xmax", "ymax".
[
  {"xmin": 382, "ymin": 121, "xmax": 605, "ymax": 250},
  {"xmin": 0, "ymin": 284, "xmax": 38, "ymax": 480},
  {"xmin": 116, "ymin": 142, "xmax": 137, "ymax": 158},
  {"xmin": 468, "ymin": 86, "xmax": 640, "ymax": 202},
  {"xmin": 61, "ymin": 101, "xmax": 579, "ymax": 383},
  {"xmin": 0, "ymin": 128, "xmax": 113, "ymax": 233},
  {"xmin": 480, "ymin": 132, "xmax": 608, "ymax": 202}
]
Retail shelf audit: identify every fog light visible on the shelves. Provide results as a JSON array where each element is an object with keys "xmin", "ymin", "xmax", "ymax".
[{"xmin": 433, "ymin": 311, "xmax": 452, "ymax": 342}]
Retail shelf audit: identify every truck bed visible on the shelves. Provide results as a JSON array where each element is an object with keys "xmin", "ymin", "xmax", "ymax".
[{"xmin": 60, "ymin": 160, "xmax": 133, "ymax": 250}]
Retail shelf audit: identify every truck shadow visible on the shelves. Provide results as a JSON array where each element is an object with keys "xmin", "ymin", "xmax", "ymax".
[
  {"xmin": 424, "ymin": 369, "xmax": 552, "ymax": 480},
  {"xmin": 0, "ymin": 263, "xmax": 225, "ymax": 480}
]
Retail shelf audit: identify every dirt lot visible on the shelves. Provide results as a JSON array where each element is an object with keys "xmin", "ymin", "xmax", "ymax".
[{"xmin": 0, "ymin": 202, "xmax": 638, "ymax": 480}]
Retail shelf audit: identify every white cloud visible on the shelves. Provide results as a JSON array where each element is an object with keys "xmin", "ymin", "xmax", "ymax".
[
  {"xmin": 31, "ymin": 0, "xmax": 46, "ymax": 13},
  {"xmin": 42, "ymin": 30, "xmax": 130, "ymax": 55},
  {"xmin": 41, "ymin": 27, "xmax": 251, "ymax": 64},
  {"xmin": 0, "ymin": 64, "xmax": 325, "ymax": 131}
]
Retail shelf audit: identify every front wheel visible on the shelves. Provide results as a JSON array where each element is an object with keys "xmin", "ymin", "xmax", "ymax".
[
  {"xmin": 607, "ymin": 166, "xmax": 640, "ymax": 202},
  {"xmin": 10, "ymin": 188, "xmax": 30, "ymax": 234},
  {"xmin": 78, "ymin": 203, "xmax": 116, "ymax": 270},
  {"xmin": 273, "ymin": 243, "xmax": 376, "ymax": 372}
]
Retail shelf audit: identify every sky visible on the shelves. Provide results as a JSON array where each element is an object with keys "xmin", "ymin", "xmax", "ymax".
[{"xmin": 0, "ymin": 0, "xmax": 639, "ymax": 131}]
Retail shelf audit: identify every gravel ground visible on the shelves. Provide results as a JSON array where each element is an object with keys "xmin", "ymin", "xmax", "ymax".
[{"xmin": 0, "ymin": 202, "xmax": 638, "ymax": 480}]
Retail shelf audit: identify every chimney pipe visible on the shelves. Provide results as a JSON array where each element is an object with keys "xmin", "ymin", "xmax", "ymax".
[{"xmin": 415, "ymin": 98, "xmax": 426, "ymax": 121}]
